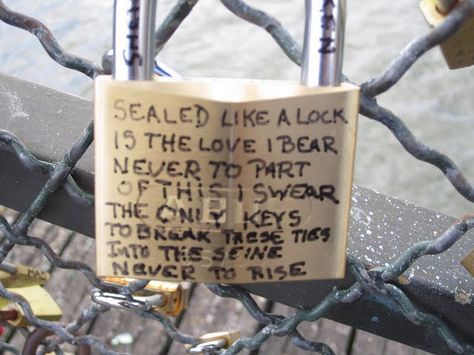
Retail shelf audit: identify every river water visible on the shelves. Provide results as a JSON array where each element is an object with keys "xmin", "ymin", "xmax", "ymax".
[{"xmin": 0, "ymin": 0, "xmax": 473, "ymax": 217}]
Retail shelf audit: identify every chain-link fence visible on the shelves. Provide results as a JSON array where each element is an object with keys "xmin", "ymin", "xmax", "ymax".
[{"xmin": 0, "ymin": 0, "xmax": 473, "ymax": 354}]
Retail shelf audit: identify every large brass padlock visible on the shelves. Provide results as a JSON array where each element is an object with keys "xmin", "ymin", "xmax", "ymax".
[
  {"xmin": 420, "ymin": 0, "xmax": 474, "ymax": 69},
  {"xmin": 0, "ymin": 285, "xmax": 62, "ymax": 327},
  {"xmin": 95, "ymin": 0, "xmax": 359, "ymax": 284}
]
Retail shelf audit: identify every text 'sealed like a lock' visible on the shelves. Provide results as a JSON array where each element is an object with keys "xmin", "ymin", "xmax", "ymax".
[{"xmin": 94, "ymin": 0, "xmax": 360, "ymax": 284}]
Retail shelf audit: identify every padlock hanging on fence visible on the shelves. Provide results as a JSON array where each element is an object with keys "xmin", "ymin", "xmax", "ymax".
[
  {"xmin": 94, "ymin": 0, "xmax": 360, "ymax": 284},
  {"xmin": 97, "ymin": 276, "xmax": 191, "ymax": 316},
  {"xmin": 0, "ymin": 262, "xmax": 50, "ymax": 288},
  {"xmin": 0, "ymin": 262, "xmax": 61, "ymax": 327},
  {"xmin": 419, "ymin": 0, "xmax": 474, "ymax": 69},
  {"xmin": 0, "ymin": 285, "xmax": 62, "ymax": 327}
]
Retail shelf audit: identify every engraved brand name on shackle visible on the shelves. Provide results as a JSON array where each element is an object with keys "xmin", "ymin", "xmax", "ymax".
[
  {"xmin": 302, "ymin": 0, "xmax": 346, "ymax": 86},
  {"xmin": 123, "ymin": 5, "xmax": 141, "ymax": 66},
  {"xmin": 114, "ymin": 0, "xmax": 346, "ymax": 85},
  {"xmin": 114, "ymin": 0, "xmax": 157, "ymax": 80}
]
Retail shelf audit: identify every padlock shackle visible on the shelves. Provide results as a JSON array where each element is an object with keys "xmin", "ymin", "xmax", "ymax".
[
  {"xmin": 301, "ymin": 0, "xmax": 346, "ymax": 86},
  {"xmin": 113, "ymin": 0, "xmax": 157, "ymax": 80},
  {"xmin": 0, "ymin": 262, "xmax": 17, "ymax": 274},
  {"xmin": 114, "ymin": 0, "xmax": 346, "ymax": 84}
]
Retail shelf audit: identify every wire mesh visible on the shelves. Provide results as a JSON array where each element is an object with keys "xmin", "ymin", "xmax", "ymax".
[{"xmin": 0, "ymin": 0, "xmax": 473, "ymax": 354}]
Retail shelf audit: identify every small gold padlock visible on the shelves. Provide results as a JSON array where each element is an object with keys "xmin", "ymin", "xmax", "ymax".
[
  {"xmin": 420, "ymin": 0, "xmax": 474, "ymax": 69},
  {"xmin": 461, "ymin": 249, "xmax": 474, "ymax": 276},
  {"xmin": 95, "ymin": 0, "xmax": 359, "ymax": 284},
  {"xmin": 103, "ymin": 276, "xmax": 190, "ymax": 316},
  {"xmin": 185, "ymin": 331, "xmax": 241, "ymax": 354},
  {"xmin": 0, "ymin": 262, "xmax": 50, "ymax": 288},
  {"xmin": 0, "ymin": 285, "xmax": 62, "ymax": 327}
]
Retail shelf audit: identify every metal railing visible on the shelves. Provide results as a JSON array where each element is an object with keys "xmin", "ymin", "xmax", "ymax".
[{"xmin": 0, "ymin": 0, "xmax": 473, "ymax": 354}]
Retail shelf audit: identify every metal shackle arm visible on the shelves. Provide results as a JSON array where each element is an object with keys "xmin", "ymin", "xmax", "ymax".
[
  {"xmin": 114, "ymin": 0, "xmax": 157, "ymax": 80},
  {"xmin": 301, "ymin": 0, "xmax": 346, "ymax": 87}
]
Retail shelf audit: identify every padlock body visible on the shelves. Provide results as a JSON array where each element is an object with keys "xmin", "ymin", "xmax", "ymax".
[
  {"xmin": 95, "ymin": 77, "xmax": 359, "ymax": 283},
  {"xmin": 0, "ymin": 286, "xmax": 62, "ymax": 327},
  {"xmin": 0, "ymin": 264, "xmax": 49, "ymax": 288},
  {"xmin": 420, "ymin": 0, "xmax": 474, "ymax": 69}
]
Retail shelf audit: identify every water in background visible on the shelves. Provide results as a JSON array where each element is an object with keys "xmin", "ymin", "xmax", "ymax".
[{"xmin": 0, "ymin": 0, "xmax": 473, "ymax": 217}]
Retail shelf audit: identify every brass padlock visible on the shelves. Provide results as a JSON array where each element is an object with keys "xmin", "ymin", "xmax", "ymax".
[
  {"xmin": 91, "ymin": 289, "xmax": 184, "ymax": 317},
  {"xmin": 102, "ymin": 276, "xmax": 190, "ymax": 316},
  {"xmin": 0, "ymin": 262, "xmax": 50, "ymax": 288},
  {"xmin": 420, "ymin": 0, "xmax": 474, "ymax": 69},
  {"xmin": 95, "ymin": 0, "xmax": 359, "ymax": 284},
  {"xmin": 0, "ymin": 285, "xmax": 62, "ymax": 327},
  {"xmin": 185, "ymin": 331, "xmax": 241, "ymax": 354}
]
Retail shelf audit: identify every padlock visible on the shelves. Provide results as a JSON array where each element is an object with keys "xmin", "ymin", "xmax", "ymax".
[
  {"xmin": 420, "ymin": 0, "xmax": 474, "ymax": 69},
  {"xmin": 101, "ymin": 276, "xmax": 190, "ymax": 316},
  {"xmin": 91, "ymin": 289, "xmax": 186, "ymax": 317},
  {"xmin": 185, "ymin": 331, "xmax": 241, "ymax": 354},
  {"xmin": 95, "ymin": 0, "xmax": 359, "ymax": 284},
  {"xmin": 0, "ymin": 285, "xmax": 62, "ymax": 327},
  {"xmin": 0, "ymin": 262, "xmax": 50, "ymax": 288}
]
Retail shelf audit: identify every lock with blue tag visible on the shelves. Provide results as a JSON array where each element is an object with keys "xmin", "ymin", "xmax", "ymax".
[{"xmin": 95, "ymin": 0, "xmax": 359, "ymax": 284}]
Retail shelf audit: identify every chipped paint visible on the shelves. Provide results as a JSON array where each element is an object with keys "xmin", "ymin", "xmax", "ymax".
[
  {"xmin": 453, "ymin": 287, "xmax": 472, "ymax": 305},
  {"xmin": 0, "ymin": 83, "xmax": 30, "ymax": 120}
]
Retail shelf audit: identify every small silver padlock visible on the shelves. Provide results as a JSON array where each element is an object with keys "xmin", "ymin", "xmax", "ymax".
[{"xmin": 95, "ymin": 0, "xmax": 359, "ymax": 284}]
